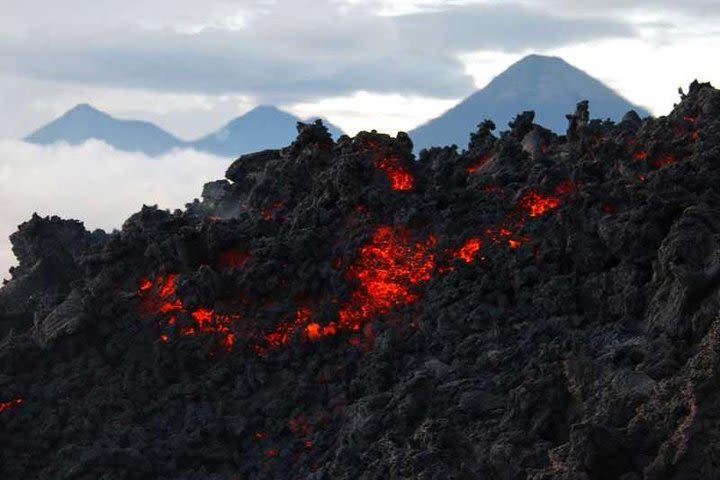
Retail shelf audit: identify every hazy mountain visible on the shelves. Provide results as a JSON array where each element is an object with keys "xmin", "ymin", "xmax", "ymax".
[
  {"xmin": 24, "ymin": 104, "xmax": 185, "ymax": 156},
  {"xmin": 191, "ymin": 105, "xmax": 344, "ymax": 157},
  {"xmin": 409, "ymin": 54, "xmax": 651, "ymax": 152},
  {"xmin": 25, "ymin": 104, "xmax": 344, "ymax": 157}
]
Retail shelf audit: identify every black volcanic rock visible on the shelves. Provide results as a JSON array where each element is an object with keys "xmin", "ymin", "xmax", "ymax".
[{"xmin": 1, "ymin": 83, "xmax": 719, "ymax": 480}]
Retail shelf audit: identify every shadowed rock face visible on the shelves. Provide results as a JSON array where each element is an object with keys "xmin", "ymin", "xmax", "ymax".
[{"xmin": 1, "ymin": 83, "xmax": 719, "ymax": 480}]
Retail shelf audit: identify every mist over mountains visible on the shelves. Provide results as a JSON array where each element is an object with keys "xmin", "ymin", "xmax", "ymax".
[
  {"xmin": 24, "ymin": 55, "xmax": 650, "ymax": 157},
  {"xmin": 25, "ymin": 104, "xmax": 344, "ymax": 157}
]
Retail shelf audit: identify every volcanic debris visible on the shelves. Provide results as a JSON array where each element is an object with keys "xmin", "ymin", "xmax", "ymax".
[{"xmin": 1, "ymin": 81, "xmax": 720, "ymax": 479}]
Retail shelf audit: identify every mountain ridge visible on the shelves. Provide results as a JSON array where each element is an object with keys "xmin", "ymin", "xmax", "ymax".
[
  {"xmin": 409, "ymin": 54, "xmax": 651, "ymax": 151},
  {"xmin": 24, "ymin": 104, "xmax": 344, "ymax": 157}
]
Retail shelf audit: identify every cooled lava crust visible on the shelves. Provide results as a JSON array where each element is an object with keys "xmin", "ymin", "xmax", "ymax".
[{"xmin": 2, "ymin": 81, "xmax": 720, "ymax": 479}]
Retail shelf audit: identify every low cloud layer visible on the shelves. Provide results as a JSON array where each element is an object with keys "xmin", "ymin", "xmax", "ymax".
[{"xmin": 0, "ymin": 140, "xmax": 229, "ymax": 280}]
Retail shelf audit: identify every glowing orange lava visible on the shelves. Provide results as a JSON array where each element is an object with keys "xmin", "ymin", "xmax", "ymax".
[
  {"xmin": 517, "ymin": 190, "xmax": 561, "ymax": 217},
  {"xmin": 136, "ymin": 275, "xmax": 239, "ymax": 352},
  {"xmin": 375, "ymin": 156, "xmax": 415, "ymax": 191},
  {"xmin": 633, "ymin": 150, "xmax": 648, "ymax": 161},
  {"xmin": 454, "ymin": 238, "xmax": 482, "ymax": 263},
  {"xmin": 138, "ymin": 274, "xmax": 182, "ymax": 315},
  {"xmin": 466, "ymin": 152, "xmax": 493, "ymax": 174},
  {"xmin": 0, "ymin": 398, "xmax": 23, "ymax": 413},
  {"xmin": 338, "ymin": 226, "xmax": 436, "ymax": 331}
]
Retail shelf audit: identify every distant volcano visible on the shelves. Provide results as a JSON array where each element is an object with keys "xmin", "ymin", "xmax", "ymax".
[
  {"xmin": 24, "ymin": 103, "xmax": 185, "ymax": 156},
  {"xmin": 24, "ymin": 104, "xmax": 343, "ymax": 157},
  {"xmin": 410, "ymin": 54, "xmax": 650, "ymax": 152},
  {"xmin": 192, "ymin": 105, "xmax": 344, "ymax": 157}
]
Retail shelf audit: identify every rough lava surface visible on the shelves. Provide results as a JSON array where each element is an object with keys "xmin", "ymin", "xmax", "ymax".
[{"xmin": 2, "ymin": 81, "xmax": 720, "ymax": 480}]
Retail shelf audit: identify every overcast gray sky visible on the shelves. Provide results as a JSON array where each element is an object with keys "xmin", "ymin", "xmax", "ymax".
[{"xmin": 2, "ymin": 0, "xmax": 718, "ymax": 138}]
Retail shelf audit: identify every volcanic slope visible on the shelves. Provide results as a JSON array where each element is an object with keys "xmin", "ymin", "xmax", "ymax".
[{"xmin": 1, "ymin": 82, "xmax": 720, "ymax": 480}]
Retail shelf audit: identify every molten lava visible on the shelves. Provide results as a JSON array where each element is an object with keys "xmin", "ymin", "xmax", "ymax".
[
  {"xmin": 338, "ymin": 226, "xmax": 436, "ymax": 331},
  {"xmin": 0, "ymin": 397, "xmax": 23, "ymax": 413},
  {"xmin": 135, "ymin": 181, "xmax": 572, "ymax": 355},
  {"xmin": 517, "ymin": 190, "xmax": 561, "ymax": 217},
  {"xmin": 375, "ymin": 156, "xmax": 415, "ymax": 191},
  {"xmin": 466, "ymin": 152, "xmax": 493, "ymax": 174},
  {"xmin": 454, "ymin": 238, "xmax": 482, "ymax": 263},
  {"xmin": 136, "ymin": 275, "xmax": 239, "ymax": 352},
  {"xmin": 633, "ymin": 150, "xmax": 648, "ymax": 161},
  {"xmin": 508, "ymin": 239, "xmax": 522, "ymax": 249},
  {"xmin": 138, "ymin": 274, "xmax": 182, "ymax": 315}
]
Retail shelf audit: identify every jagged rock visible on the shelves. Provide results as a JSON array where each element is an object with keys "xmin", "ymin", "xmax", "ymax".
[{"xmin": 1, "ymin": 83, "xmax": 720, "ymax": 480}]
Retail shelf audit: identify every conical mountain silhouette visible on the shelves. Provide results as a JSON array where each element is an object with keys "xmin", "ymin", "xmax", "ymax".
[{"xmin": 409, "ymin": 54, "xmax": 650, "ymax": 151}]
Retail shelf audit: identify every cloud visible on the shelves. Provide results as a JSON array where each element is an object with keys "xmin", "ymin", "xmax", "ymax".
[
  {"xmin": 0, "ymin": 0, "xmax": 637, "ymax": 104},
  {"xmin": 0, "ymin": 140, "xmax": 229, "ymax": 280},
  {"xmin": 521, "ymin": 0, "xmax": 720, "ymax": 18},
  {"xmin": 287, "ymin": 91, "xmax": 458, "ymax": 136}
]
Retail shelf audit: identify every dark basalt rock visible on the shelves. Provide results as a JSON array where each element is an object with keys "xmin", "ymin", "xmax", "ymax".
[{"xmin": 1, "ymin": 81, "xmax": 720, "ymax": 480}]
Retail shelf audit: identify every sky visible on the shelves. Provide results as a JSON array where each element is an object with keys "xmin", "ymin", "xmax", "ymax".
[
  {"xmin": 0, "ymin": 0, "xmax": 718, "ymax": 277},
  {"xmin": 2, "ymin": 0, "xmax": 719, "ymax": 139}
]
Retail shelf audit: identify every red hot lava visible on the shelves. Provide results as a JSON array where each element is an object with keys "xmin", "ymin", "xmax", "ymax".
[
  {"xmin": 375, "ymin": 156, "xmax": 415, "ymax": 191},
  {"xmin": 138, "ymin": 274, "xmax": 182, "ymax": 315},
  {"xmin": 338, "ymin": 226, "xmax": 436, "ymax": 331},
  {"xmin": 517, "ymin": 190, "xmax": 562, "ymax": 217},
  {"xmin": 0, "ymin": 397, "xmax": 23, "ymax": 413},
  {"xmin": 454, "ymin": 238, "xmax": 482, "ymax": 263},
  {"xmin": 466, "ymin": 152, "xmax": 493, "ymax": 174},
  {"xmin": 633, "ymin": 150, "xmax": 648, "ymax": 162},
  {"xmin": 136, "ymin": 275, "xmax": 239, "ymax": 352}
]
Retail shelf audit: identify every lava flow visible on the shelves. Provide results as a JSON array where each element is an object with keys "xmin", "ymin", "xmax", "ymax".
[
  {"xmin": 136, "ymin": 275, "xmax": 239, "ymax": 351},
  {"xmin": 338, "ymin": 226, "xmax": 436, "ymax": 331},
  {"xmin": 375, "ymin": 156, "xmax": 415, "ymax": 191},
  {"xmin": 454, "ymin": 238, "xmax": 482, "ymax": 263},
  {"xmin": 466, "ymin": 152, "xmax": 493, "ymax": 174},
  {"xmin": 517, "ymin": 189, "xmax": 562, "ymax": 217},
  {"xmin": 138, "ymin": 274, "xmax": 182, "ymax": 315},
  {"xmin": 0, "ymin": 397, "xmax": 23, "ymax": 413}
]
